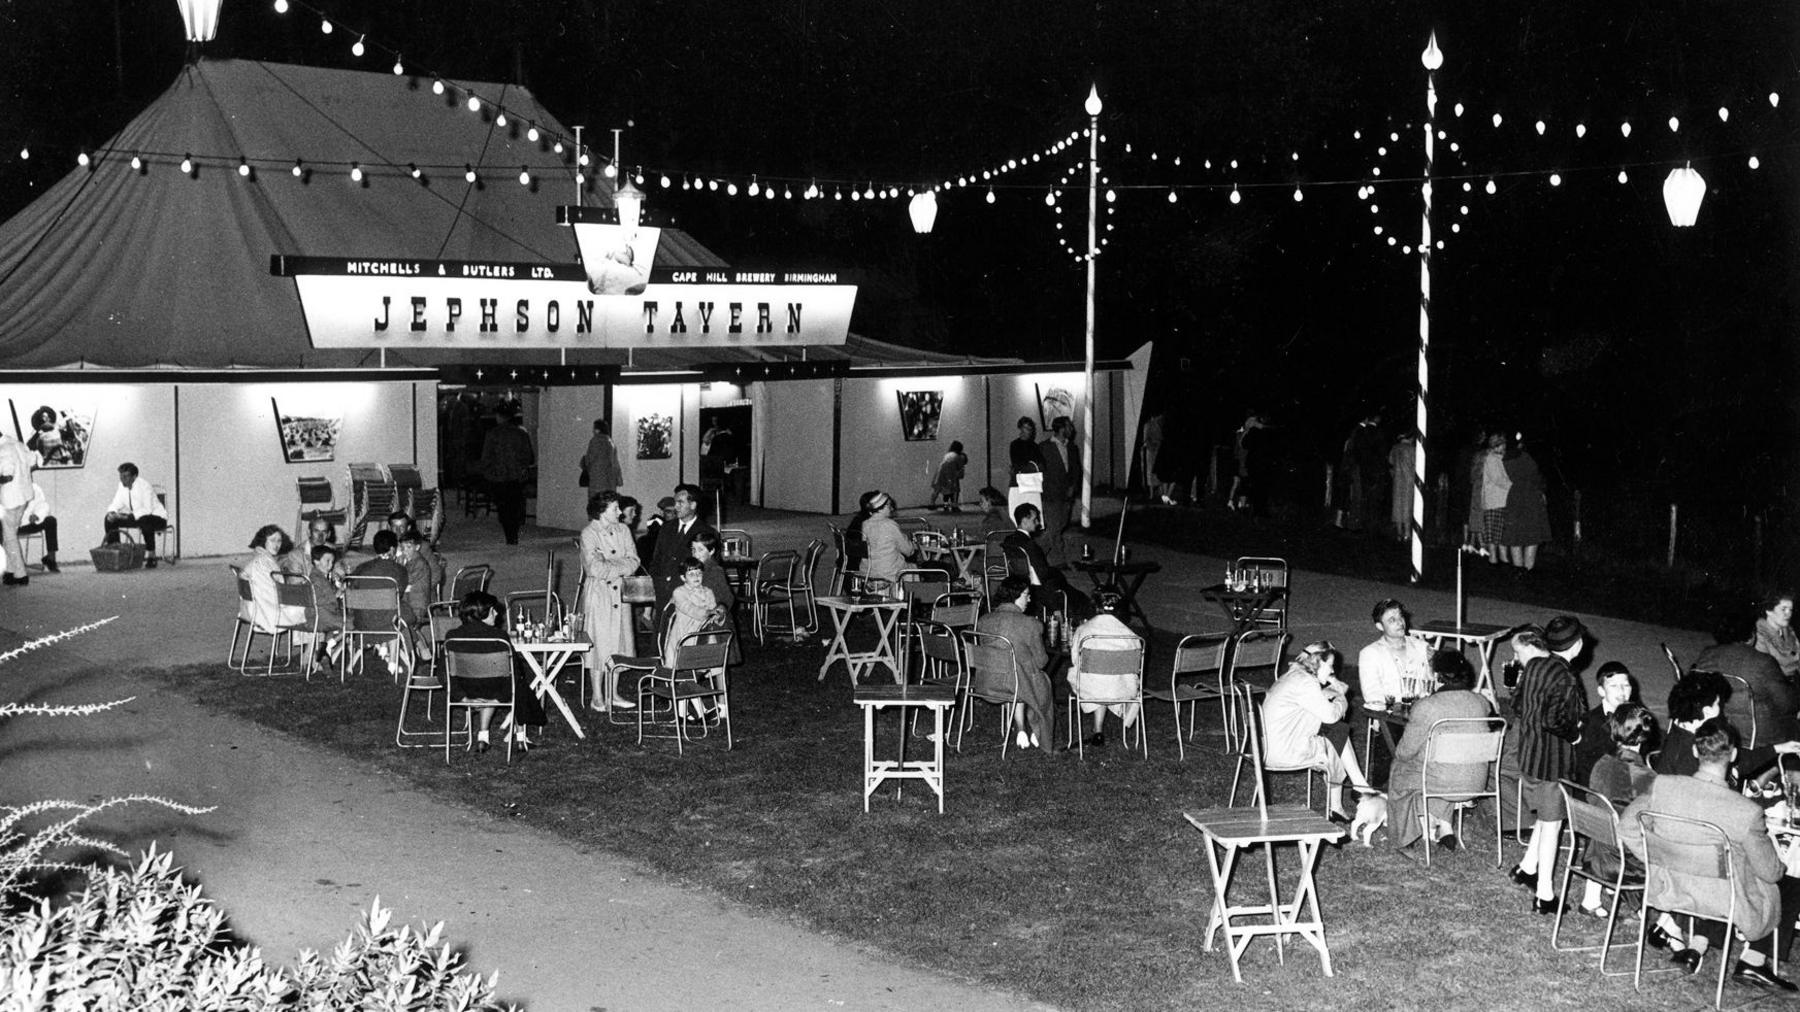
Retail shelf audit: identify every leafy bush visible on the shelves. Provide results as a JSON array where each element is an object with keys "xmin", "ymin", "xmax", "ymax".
[
  {"xmin": 0, "ymin": 620, "xmax": 512, "ymax": 1010},
  {"xmin": 0, "ymin": 850, "xmax": 509, "ymax": 1011}
]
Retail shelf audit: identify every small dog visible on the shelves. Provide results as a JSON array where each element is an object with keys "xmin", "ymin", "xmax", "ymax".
[{"xmin": 1347, "ymin": 790, "xmax": 1389, "ymax": 847}]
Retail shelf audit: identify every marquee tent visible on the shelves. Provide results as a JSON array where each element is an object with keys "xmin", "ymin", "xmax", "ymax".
[{"xmin": 0, "ymin": 58, "xmax": 1141, "ymax": 556}]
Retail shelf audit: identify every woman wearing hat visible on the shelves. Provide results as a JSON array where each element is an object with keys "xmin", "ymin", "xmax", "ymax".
[
  {"xmin": 1263, "ymin": 641, "xmax": 1370, "ymax": 822},
  {"xmin": 1507, "ymin": 617, "xmax": 1589, "ymax": 913}
]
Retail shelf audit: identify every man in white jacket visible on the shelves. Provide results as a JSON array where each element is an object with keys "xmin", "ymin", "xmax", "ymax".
[
  {"xmin": 0, "ymin": 431, "xmax": 38, "ymax": 585},
  {"xmin": 103, "ymin": 462, "xmax": 169, "ymax": 567}
]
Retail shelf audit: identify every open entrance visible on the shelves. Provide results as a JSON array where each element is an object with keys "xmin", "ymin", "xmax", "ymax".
[
  {"xmin": 438, "ymin": 385, "xmax": 542, "ymax": 521},
  {"xmin": 699, "ymin": 393, "xmax": 752, "ymax": 516}
]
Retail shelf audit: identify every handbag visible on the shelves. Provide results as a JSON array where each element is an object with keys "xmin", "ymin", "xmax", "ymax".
[
  {"xmin": 1014, "ymin": 471, "xmax": 1044, "ymax": 493},
  {"xmin": 578, "ymin": 461, "xmax": 590, "ymax": 487}
]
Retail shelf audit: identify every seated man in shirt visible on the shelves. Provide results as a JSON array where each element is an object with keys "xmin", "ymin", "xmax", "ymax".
[
  {"xmin": 102, "ymin": 462, "xmax": 169, "ymax": 566},
  {"xmin": 1002, "ymin": 503, "xmax": 1089, "ymax": 619},
  {"xmin": 1620, "ymin": 718, "xmax": 1799, "ymax": 991},
  {"xmin": 18, "ymin": 482, "xmax": 59, "ymax": 573}
]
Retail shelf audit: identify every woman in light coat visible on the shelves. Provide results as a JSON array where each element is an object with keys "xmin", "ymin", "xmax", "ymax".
[{"xmin": 580, "ymin": 491, "xmax": 641, "ymax": 711}]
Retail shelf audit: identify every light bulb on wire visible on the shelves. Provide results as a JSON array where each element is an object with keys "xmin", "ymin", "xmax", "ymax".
[
  {"xmin": 465, "ymin": 165, "xmax": 477, "ymax": 183},
  {"xmin": 180, "ymin": 154, "xmax": 194, "ymax": 175},
  {"xmin": 985, "ymin": 187, "xmax": 995, "ymax": 204},
  {"xmin": 319, "ymin": 18, "xmax": 332, "ymax": 35},
  {"xmin": 292, "ymin": 159, "xmax": 303, "ymax": 178},
  {"xmin": 518, "ymin": 167, "xmax": 531, "ymax": 186},
  {"xmin": 349, "ymin": 163, "xmax": 363, "ymax": 182},
  {"xmin": 392, "ymin": 56, "xmax": 404, "ymax": 76},
  {"xmin": 352, "ymin": 35, "xmax": 365, "ymax": 57},
  {"xmin": 273, "ymin": 0, "xmax": 287, "ymax": 12}
]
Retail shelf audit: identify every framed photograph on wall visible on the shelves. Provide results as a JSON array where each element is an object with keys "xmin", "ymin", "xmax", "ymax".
[
  {"xmin": 272, "ymin": 398, "xmax": 343, "ymax": 463},
  {"xmin": 896, "ymin": 390, "xmax": 943, "ymax": 441},
  {"xmin": 1036, "ymin": 384, "xmax": 1075, "ymax": 432},
  {"xmin": 10, "ymin": 399, "xmax": 94, "ymax": 468},
  {"xmin": 636, "ymin": 413, "xmax": 673, "ymax": 459}
]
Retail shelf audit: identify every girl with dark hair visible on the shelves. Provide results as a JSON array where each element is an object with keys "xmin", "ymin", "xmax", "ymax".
[
  {"xmin": 931, "ymin": 440, "xmax": 968, "ymax": 512},
  {"xmin": 243, "ymin": 523, "xmax": 307, "ymax": 638},
  {"xmin": 444, "ymin": 591, "xmax": 547, "ymax": 751},
  {"xmin": 1752, "ymin": 589, "xmax": 1800, "ymax": 677}
]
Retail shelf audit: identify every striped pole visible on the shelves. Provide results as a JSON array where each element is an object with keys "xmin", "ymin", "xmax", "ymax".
[{"xmin": 1413, "ymin": 32, "xmax": 1443, "ymax": 585}]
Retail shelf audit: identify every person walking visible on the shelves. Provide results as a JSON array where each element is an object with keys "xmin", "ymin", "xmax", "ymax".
[
  {"xmin": 479, "ymin": 404, "xmax": 535, "ymax": 545},
  {"xmin": 582, "ymin": 419, "xmax": 622, "ymax": 495}
]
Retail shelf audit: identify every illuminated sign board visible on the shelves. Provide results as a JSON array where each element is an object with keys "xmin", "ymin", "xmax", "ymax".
[{"xmin": 271, "ymin": 255, "xmax": 857, "ymax": 351}]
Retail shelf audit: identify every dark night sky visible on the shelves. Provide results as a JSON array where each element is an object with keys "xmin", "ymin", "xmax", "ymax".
[{"xmin": 3, "ymin": 1, "xmax": 1798, "ymax": 498}]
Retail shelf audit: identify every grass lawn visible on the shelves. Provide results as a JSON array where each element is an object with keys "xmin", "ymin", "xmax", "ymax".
[{"xmin": 151, "ymin": 639, "xmax": 1768, "ymax": 1011}]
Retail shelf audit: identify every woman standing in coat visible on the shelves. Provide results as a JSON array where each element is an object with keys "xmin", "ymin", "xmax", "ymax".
[
  {"xmin": 580, "ymin": 491, "xmax": 641, "ymax": 711},
  {"xmin": 1502, "ymin": 432, "xmax": 1552, "ymax": 572}
]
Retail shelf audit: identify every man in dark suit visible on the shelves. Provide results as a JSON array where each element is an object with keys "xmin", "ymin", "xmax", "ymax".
[
  {"xmin": 1694, "ymin": 609, "xmax": 1800, "ymax": 747},
  {"xmin": 1036, "ymin": 416, "xmax": 1081, "ymax": 566},
  {"xmin": 1620, "ymin": 718, "xmax": 1798, "ymax": 990},
  {"xmin": 650, "ymin": 483, "xmax": 716, "ymax": 611},
  {"xmin": 1002, "ymin": 503, "xmax": 1088, "ymax": 619}
]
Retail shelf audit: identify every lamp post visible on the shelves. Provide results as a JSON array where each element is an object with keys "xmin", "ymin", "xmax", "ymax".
[
  {"xmin": 1081, "ymin": 84, "xmax": 1101, "ymax": 530},
  {"xmin": 1411, "ymin": 32, "xmax": 1442, "ymax": 586}
]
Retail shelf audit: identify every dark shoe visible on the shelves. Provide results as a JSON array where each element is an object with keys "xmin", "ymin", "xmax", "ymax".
[
  {"xmin": 40, "ymin": 555, "xmax": 57, "ymax": 573},
  {"xmin": 1507, "ymin": 865, "xmax": 1536, "ymax": 891},
  {"xmin": 145, "ymin": 556, "xmax": 158, "ymax": 568},
  {"xmin": 1, "ymin": 573, "xmax": 20, "ymax": 586},
  {"xmin": 1733, "ymin": 961, "xmax": 1798, "ymax": 991},
  {"xmin": 1082, "ymin": 732, "xmax": 1105, "ymax": 749},
  {"xmin": 477, "ymin": 740, "xmax": 491, "ymax": 754},
  {"xmin": 1533, "ymin": 896, "xmax": 1558, "ymax": 916},
  {"xmin": 1435, "ymin": 833, "xmax": 1460, "ymax": 852},
  {"xmin": 1646, "ymin": 924, "xmax": 1675, "ymax": 951},
  {"xmin": 1327, "ymin": 810, "xmax": 1351, "ymax": 826},
  {"xmin": 1669, "ymin": 949, "xmax": 1703, "ymax": 974}
]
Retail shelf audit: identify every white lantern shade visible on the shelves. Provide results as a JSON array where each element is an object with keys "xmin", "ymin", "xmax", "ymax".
[
  {"xmin": 613, "ymin": 177, "xmax": 646, "ymax": 231},
  {"xmin": 908, "ymin": 191, "xmax": 938, "ymax": 233},
  {"xmin": 1661, "ymin": 164, "xmax": 1705, "ymax": 227},
  {"xmin": 178, "ymin": 0, "xmax": 223, "ymax": 41}
]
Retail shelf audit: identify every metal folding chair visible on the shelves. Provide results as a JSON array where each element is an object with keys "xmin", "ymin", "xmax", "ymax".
[
  {"xmin": 442, "ymin": 636, "xmax": 516, "ymax": 764},
  {"xmin": 1552, "ymin": 780, "xmax": 1647, "ymax": 975},
  {"xmin": 1415, "ymin": 716, "xmax": 1507, "ymax": 866},
  {"xmin": 957, "ymin": 629, "xmax": 1023, "ymax": 756},
  {"xmin": 1633, "ymin": 811, "xmax": 1764, "ymax": 1009},
  {"xmin": 1066, "ymin": 633, "xmax": 1147, "ymax": 759},
  {"xmin": 1144, "ymin": 631, "xmax": 1235, "ymax": 759},
  {"xmin": 635, "ymin": 627, "xmax": 735, "ymax": 754}
]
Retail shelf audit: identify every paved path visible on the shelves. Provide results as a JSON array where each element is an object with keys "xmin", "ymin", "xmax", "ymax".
[{"xmin": 0, "ymin": 501, "xmax": 1710, "ymax": 1009}]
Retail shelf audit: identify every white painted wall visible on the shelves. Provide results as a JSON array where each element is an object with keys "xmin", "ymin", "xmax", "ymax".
[
  {"xmin": 3, "ymin": 383, "xmax": 177, "ymax": 556},
  {"xmin": 178, "ymin": 382, "xmax": 429, "ymax": 558},
  {"xmin": 1, "ymin": 380, "xmax": 430, "ymax": 561}
]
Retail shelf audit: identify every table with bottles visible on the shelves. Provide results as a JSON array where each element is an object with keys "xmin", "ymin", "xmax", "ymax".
[
  {"xmin": 1070, "ymin": 552, "xmax": 1162, "ymax": 633},
  {"xmin": 918, "ymin": 528, "xmax": 986, "ymax": 587},
  {"xmin": 509, "ymin": 614, "xmax": 591, "ymax": 740},
  {"xmin": 1199, "ymin": 564, "xmax": 1289, "ymax": 636}
]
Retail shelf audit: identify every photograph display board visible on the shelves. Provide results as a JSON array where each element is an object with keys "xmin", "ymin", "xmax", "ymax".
[
  {"xmin": 10, "ymin": 399, "xmax": 94, "ymax": 468},
  {"xmin": 272, "ymin": 396, "xmax": 343, "ymax": 463},
  {"xmin": 897, "ymin": 390, "xmax": 943, "ymax": 441},
  {"xmin": 636, "ymin": 413, "xmax": 673, "ymax": 459}
]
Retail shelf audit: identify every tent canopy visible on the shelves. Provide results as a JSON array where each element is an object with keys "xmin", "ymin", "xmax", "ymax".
[
  {"xmin": 0, "ymin": 59, "xmax": 1046, "ymax": 376},
  {"xmin": 0, "ymin": 59, "xmax": 726, "ymax": 370}
]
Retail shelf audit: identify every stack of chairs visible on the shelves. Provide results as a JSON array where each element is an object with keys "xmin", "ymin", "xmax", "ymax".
[
  {"xmin": 295, "ymin": 476, "xmax": 347, "ymax": 539},
  {"xmin": 388, "ymin": 463, "xmax": 446, "ymax": 546},
  {"xmin": 346, "ymin": 463, "xmax": 396, "ymax": 550}
]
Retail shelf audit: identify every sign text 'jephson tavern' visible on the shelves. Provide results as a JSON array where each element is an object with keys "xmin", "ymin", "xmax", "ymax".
[{"xmin": 271, "ymin": 256, "xmax": 857, "ymax": 350}]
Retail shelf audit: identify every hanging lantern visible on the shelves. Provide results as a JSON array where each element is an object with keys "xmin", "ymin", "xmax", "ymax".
[
  {"xmin": 177, "ymin": 0, "xmax": 223, "ymax": 41},
  {"xmin": 908, "ymin": 191, "xmax": 938, "ymax": 233},
  {"xmin": 613, "ymin": 177, "xmax": 646, "ymax": 230},
  {"xmin": 1661, "ymin": 163, "xmax": 1705, "ymax": 227}
]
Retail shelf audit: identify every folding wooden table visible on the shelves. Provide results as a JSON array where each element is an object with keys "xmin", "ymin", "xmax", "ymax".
[
  {"xmin": 816, "ymin": 595, "xmax": 906, "ymax": 684},
  {"xmin": 1183, "ymin": 806, "xmax": 1345, "ymax": 982},
  {"xmin": 854, "ymin": 684, "xmax": 957, "ymax": 813},
  {"xmin": 512, "ymin": 635, "xmax": 590, "ymax": 739}
]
